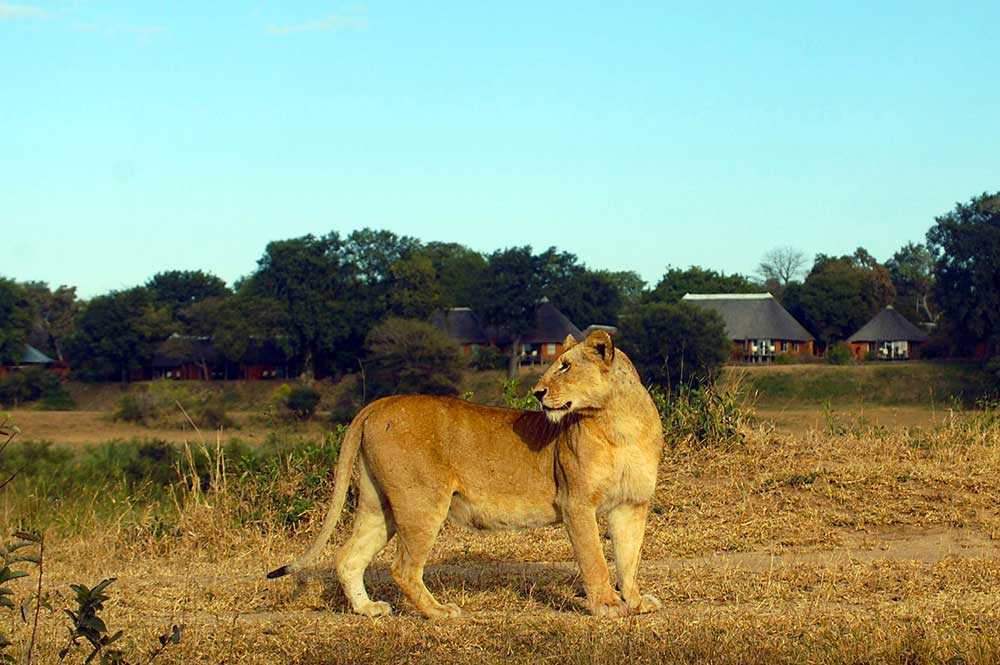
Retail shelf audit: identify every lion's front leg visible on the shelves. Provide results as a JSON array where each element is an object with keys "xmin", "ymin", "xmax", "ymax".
[
  {"xmin": 607, "ymin": 501, "xmax": 661, "ymax": 615},
  {"xmin": 562, "ymin": 504, "xmax": 628, "ymax": 617}
]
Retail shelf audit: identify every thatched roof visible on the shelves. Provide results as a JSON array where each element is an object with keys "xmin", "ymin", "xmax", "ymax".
[
  {"xmin": 681, "ymin": 293, "xmax": 813, "ymax": 342},
  {"xmin": 431, "ymin": 308, "xmax": 489, "ymax": 345},
  {"xmin": 20, "ymin": 344, "xmax": 54, "ymax": 365},
  {"xmin": 522, "ymin": 300, "xmax": 583, "ymax": 344},
  {"xmin": 848, "ymin": 306, "xmax": 929, "ymax": 343}
]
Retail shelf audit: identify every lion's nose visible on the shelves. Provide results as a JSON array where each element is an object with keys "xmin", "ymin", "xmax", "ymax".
[{"xmin": 533, "ymin": 388, "xmax": 547, "ymax": 402}]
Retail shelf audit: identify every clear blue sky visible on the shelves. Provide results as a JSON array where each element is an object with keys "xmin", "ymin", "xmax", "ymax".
[{"xmin": 3, "ymin": 1, "xmax": 999, "ymax": 298}]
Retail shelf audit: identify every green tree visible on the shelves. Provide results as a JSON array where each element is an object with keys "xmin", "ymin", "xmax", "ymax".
[
  {"xmin": 388, "ymin": 254, "xmax": 441, "ymax": 320},
  {"xmin": 617, "ymin": 301, "xmax": 730, "ymax": 390},
  {"xmin": 603, "ymin": 270, "xmax": 647, "ymax": 308},
  {"xmin": 646, "ymin": 266, "xmax": 761, "ymax": 305},
  {"xmin": 0, "ymin": 278, "xmax": 32, "ymax": 365},
  {"xmin": 364, "ymin": 317, "xmax": 464, "ymax": 398},
  {"xmin": 926, "ymin": 192, "xmax": 1000, "ymax": 356},
  {"xmin": 22, "ymin": 282, "xmax": 78, "ymax": 362},
  {"xmin": 244, "ymin": 233, "xmax": 359, "ymax": 378},
  {"xmin": 146, "ymin": 270, "xmax": 230, "ymax": 319},
  {"xmin": 182, "ymin": 294, "xmax": 289, "ymax": 377},
  {"xmin": 886, "ymin": 242, "xmax": 938, "ymax": 326},
  {"xmin": 471, "ymin": 247, "xmax": 546, "ymax": 378},
  {"xmin": 549, "ymin": 269, "xmax": 626, "ymax": 327},
  {"xmin": 420, "ymin": 242, "xmax": 487, "ymax": 308},
  {"xmin": 66, "ymin": 287, "xmax": 171, "ymax": 383},
  {"xmin": 785, "ymin": 250, "xmax": 895, "ymax": 345}
]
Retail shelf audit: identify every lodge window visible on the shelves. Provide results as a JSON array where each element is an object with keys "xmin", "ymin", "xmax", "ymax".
[{"xmin": 546, "ymin": 343, "xmax": 556, "ymax": 356}]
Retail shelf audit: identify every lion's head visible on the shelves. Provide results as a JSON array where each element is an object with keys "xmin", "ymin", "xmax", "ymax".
[{"xmin": 532, "ymin": 330, "xmax": 617, "ymax": 423}]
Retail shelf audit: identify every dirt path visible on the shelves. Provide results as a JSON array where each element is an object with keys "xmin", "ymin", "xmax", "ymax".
[{"xmin": 97, "ymin": 526, "xmax": 999, "ymax": 626}]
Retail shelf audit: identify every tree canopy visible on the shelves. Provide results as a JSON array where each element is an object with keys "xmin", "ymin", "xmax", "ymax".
[
  {"xmin": 617, "ymin": 301, "xmax": 731, "ymax": 390},
  {"xmin": 784, "ymin": 249, "xmax": 895, "ymax": 344},
  {"xmin": 926, "ymin": 192, "xmax": 1000, "ymax": 355},
  {"xmin": 646, "ymin": 266, "xmax": 761, "ymax": 305},
  {"xmin": 0, "ymin": 278, "xmax": 33, "ymax": 365}
]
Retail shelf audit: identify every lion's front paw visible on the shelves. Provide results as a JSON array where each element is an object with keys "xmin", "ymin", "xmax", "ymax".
[
  {"xmin": 356, "ymin": 601, "xmax": 393, "ymax": 617},
  {"xmin": 591, "ymin": 598, "xmax": 629, "ymax": 618},
  {"xmin": 627, "ymin": 594, "xmax": 662, "ymax": 615},
  {"xmin": 424, "ymin": 602, "xmax": 462, "ymax": 620}
]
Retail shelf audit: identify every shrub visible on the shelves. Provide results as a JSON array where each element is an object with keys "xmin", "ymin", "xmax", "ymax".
[
  {"xmin": 471, "ymin": 346, "xmax": 506, "ymax": 371},
  {"xmin": 0, "ymin": 367, "xmax": 67, "ymax": 408},
  {"xmin": 365, "ymin": 317, "xmax": 464, "ymax": 398},
  {"xmin": 287, "ymin": 385, "xmax": 321, "ymax": 420},
  {"xmin": 500, "ymin": 377, "xmax": 539, "ymax": 411},
  {"xmin": 826, "ymin": 343, "xmax": 854, "ymax": 365},
  {"xmin": 617, "ymin": 302, "xmax": 730, "ymax": 391},
  {"xmin": 650, "ymin": 380, "xmax": 755, "ymax": 449},
  {"xmin": 112, "ymin": 381, "xmax": 233, "ymax": 430}
]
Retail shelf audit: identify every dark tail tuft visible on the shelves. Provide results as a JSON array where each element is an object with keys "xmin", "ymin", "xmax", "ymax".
[{"xmin": 266, "ymin": 566, "xmax": 289, "ymax": 579}]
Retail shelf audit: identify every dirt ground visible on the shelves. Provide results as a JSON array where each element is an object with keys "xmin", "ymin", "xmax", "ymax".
[{"xmin": 6, "ymin": 404, "xmax": 1000, "ymax": 662}]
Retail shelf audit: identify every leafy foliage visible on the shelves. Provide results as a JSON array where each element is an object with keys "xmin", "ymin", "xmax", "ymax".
[
  {"xmin": 784, "ymin": 249, "xmax": 895, "ymax": 344},
  {"xmin": 826, "ymin": 342, "xmax": 854, "ymax": 365},
  {"xmin": 649, "ymin": 382, "xmax": 753, "ymax": 449},
  {"xmin": 0, "ymin": 278, "xmax": 32, "ymax": 366},
  {"xmin": 21, "ymin": 282, "xmax": 78, "ymax": 363},
  {"xmin": 886, "ymin": 242, "xmax": 938, "ymax": 326},
  {"xmin": 500, "ymin": 378, "xmax": 539, "ymax": 411},
  {"xmin": 364, "ymin": 318, "xmax": 464, "ymax": 398},
  {"xmin": 146, "ymin": 270, "xmax": 230, "ymax": 320},
  {"xmin": 0, "ymin": 368, "xmax": 70, "ymax": 409},
  {"xmin": 646, "ymin": 266, "xmax": 761, "ymax": 305},
  {"xmin": 112, "ymin": 381, "xmax": 232, "ymax": 430},
  {"xmin": 618, "ymin": 301, "xmax": 731, "ymax": 390},
  {"xmin": 66, "ymin": 288, "xmax": 171, "ymax": 383},
  {"xmin": 286, "ymin": 385, "xmax": 321, "ymax": 420},
  {"xmin": 59, "ymin": 578, "xmax": 125, "ymax": 663},
  {"xmin": 926, "ymin": 192, "xmax": 1000, "ymax": 355}
]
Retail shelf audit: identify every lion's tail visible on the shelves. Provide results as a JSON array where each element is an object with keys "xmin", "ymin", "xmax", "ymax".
[{"xmin": 266, "ymin": 408, "xmax": 368, "ymax": 580}]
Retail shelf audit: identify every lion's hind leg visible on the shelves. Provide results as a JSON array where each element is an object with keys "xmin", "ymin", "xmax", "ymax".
[
  {"xmin": 334, "ymin": 456, "xmax": 396, "ymax": 617},
  {"xmin": 389, "ymin": 490, "xmax": 461, "ymax": 619}
]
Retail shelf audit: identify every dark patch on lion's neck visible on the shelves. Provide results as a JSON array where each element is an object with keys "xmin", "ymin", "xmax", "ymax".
[{"xmin": 512, "ymin": 411, "xmax": 578, "ymax": 451}]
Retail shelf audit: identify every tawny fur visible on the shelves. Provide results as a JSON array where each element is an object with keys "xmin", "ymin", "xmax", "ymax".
[{"xmin": 267, "ymin": 330, "xmax": 664, "ymax": 619}]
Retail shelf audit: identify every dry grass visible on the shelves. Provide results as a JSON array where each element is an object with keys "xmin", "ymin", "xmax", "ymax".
[{"xmin": 4, "ymin": 406, "xmax": 1000, "ymax": 663}]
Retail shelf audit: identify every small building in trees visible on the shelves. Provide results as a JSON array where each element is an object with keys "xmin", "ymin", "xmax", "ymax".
[
  {"xmin": 151, "ymin": 336, "xmax": 224, "ymax": 381},
  {"xmin": 240, "ymin": 339, "xmax": 289, "ymax": 380},
  {"xmin": 430, "ymin": 307, "xmax": 490, "ymax": 356},
  {"xmin": 517, "ymin": 299, "xmax": 584, "ymax": 365},
  {"xmin": 0, "ymin": 344, "xmax": 66, "ymax": 379},
  {"xmin": 681, "ymin": 293, "xmax": 814, "ymax": 363},
  {"xmin": 847, "ymin": 306, "xmax": 929, "ymax": 360}
]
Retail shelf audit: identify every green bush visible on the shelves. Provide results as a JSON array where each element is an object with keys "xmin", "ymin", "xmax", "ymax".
[
  {"xmin": 287, "ymin": 385, "xmax": 321, "ymax": 420},
  {"xmin": 617, "ymin": 302, "xmax": 730, "ymax": 391},
  {"xmin": 0, "ymin": 367, "xmax": 67, "ymax": 408},
  {"xmin": 826, "ymin": 343, "xmax": 854, "ymax": 365},
  {"xmin": 650, "ymin": 381, "xmax": 754, "ymax": 449},
  {"xmin": 471, "ymin": 346, "xmax": 506, "ymax": 371},
  {"xmin": 365, "ymin": 317, "xmax": 464, "ymax": 398},
  {"xmin": 112, "ymin": 381, "xmax": 233, "ymax": 430},
  {"xmin": 36, "ymin": 386, "xmax": 75, "ymax": 410}
]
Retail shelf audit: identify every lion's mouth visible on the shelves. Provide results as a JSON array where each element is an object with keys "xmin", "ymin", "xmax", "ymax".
[{"xmin": 543, "ymin": 401, "xmax": 573, "ymax": 412}]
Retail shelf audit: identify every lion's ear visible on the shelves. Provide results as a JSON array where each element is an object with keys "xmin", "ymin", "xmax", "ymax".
[
  {"xmin": 584, "ymin": 330, "xmax": 614, "ymax": 367},
  {"xmin": 563, "ymin": 334, "xmax": 578, "ymax": 350}
]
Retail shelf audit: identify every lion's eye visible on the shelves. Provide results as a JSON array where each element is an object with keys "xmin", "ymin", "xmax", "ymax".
[{"xmin": 559, "ymin": 361, "xmax": 570, "ymax": 372}]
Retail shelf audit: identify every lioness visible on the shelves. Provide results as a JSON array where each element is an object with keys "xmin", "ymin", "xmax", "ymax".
[{"xmin": 267, "ymin": 330, "xmax": 663, "ymax": 618}]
